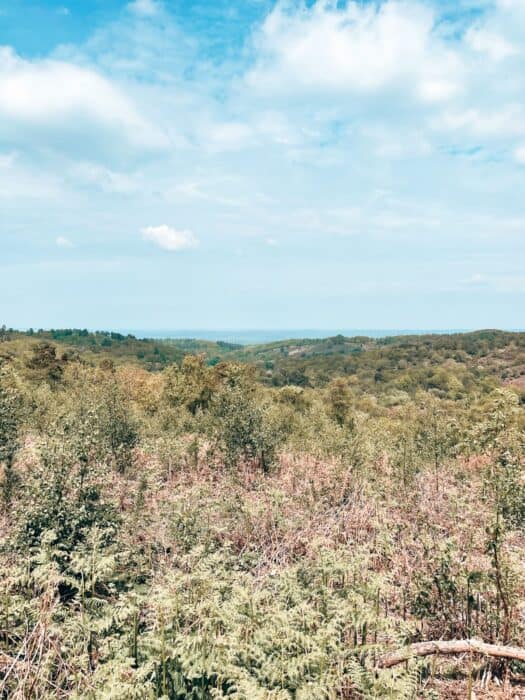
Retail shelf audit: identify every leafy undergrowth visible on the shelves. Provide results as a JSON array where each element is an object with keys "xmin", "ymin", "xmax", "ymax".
[{"xmin": 0, "ymin": 344, "xmax": 524, "ymax": 698}]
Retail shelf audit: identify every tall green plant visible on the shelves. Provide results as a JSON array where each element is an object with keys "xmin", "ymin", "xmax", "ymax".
[{"xmin": 0, "ymin": 367, "xmax": 21, "ymax": 509}]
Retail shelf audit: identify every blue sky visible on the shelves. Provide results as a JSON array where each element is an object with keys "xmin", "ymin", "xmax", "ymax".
[{"xmin": 1, "ymin": 0, "xmax": 524, "ymax": 330}]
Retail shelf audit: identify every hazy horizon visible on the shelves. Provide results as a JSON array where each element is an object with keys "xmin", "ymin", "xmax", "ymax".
[{"xmin": 9, "ymin": 326, "xmax": 524, "ymax": 346}]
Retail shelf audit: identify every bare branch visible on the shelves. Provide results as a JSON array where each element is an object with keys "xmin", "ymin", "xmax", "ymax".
[{"xmin": 377, "ymin": 639, "xmax": 525, "ymax": 669}]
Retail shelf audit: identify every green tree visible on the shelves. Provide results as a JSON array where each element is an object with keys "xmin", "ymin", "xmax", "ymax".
[
  {"xmin": 0, "ymin": 367, "xmax": 21, "ymax": 509},
  {"xmin": 210, "ymin": 381, "xmax": 283, "ymax": 472},
  {"xmin": 15, "ymin": 437, "xmax": 118, "ymax": 565},
  {"xmin": 99, "ymin": 377, "xmax": 138, "ymax": 473},
  {"xmin": 416, "ymin": 394, "xmax": 456, "ymax": 492},
  {"xmin": 163, "ymin": 354, "xmax": 216, "ymax": 415},
  {"xmin": 25, "ymin": 341, "xmax": 64, "ymax": 384},
  {"xmin": 326, "ymin": 377, "xmax": 354, "ymax": 428}
]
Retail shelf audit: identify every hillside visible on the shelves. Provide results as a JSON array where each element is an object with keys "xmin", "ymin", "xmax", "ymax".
[
  {"xmin": 1, "ymin": 328, "xmax": 525, "ymax": 697},
  {"xmin": 2, "ymin": 326, "xmax": 524, "ymax": 398}
]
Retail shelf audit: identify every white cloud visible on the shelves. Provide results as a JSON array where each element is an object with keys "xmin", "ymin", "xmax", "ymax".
[
  {"xmin": 199, "ymin": 111, "xmax": 299, "ymax": 153},
  {"xmin": 205, "ymin": 121, "xmax": 255, "ymax": 151},
  {"xmin": 171, "ymin": 179, "xmax": 244, "ymax": 207},
  {"xmin": 127, "ymin": 0, "xmax": 161, "ymax": 17},
  {"xmin": 56, "ymin": 236, "xmax": 73, "ymax": 248},
  {"xmin": 239, "ymin": 0, "xmax": 525, "ymax": 167},
  {"xmin": 0, "ymin": 157, "xmax": 63, "ymax": 199},
  {"xmin": 0, "ymin": 151, "xmax": 16, "ymax": 168},
  {"xmin": 70, "ymin": 162, "xmax": 140, "ymax": 194},
  {"xmin": 142, "ymin": 225, "xmax": 199, "ymax": 251},
  {"xmin": 418, "ymin": 79, "xmax": 460, "ymax": 103},
  {"xmin": 0, "ymin": 46, "xmax": 166, "ymax": 150},
  {"xmin": 246, "ymin": 1, "xmax": 462, "ymax": 101},
  {"xmin": 514, "ymin": 145, "xmax": 525, "ymax": 164},
  {"xmin": 465, "ymin": 27, "xmax": 518, "ymax": 61},
  {"xmin": 437, "ymin": 106, "xmax": 525, "ymax": 137}
]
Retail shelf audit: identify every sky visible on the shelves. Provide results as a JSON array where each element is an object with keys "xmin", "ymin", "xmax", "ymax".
[{"xmin": 1, "ymin": 0, "xmax": 524, "ymax": 331}]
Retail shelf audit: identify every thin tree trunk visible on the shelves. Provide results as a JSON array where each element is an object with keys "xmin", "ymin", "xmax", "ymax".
[{"xmin": 377, "ymin": 639, "xmax": 525, "ymax": 669}]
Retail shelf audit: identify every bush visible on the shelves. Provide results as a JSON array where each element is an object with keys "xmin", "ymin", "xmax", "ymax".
[
  {"xmin": 14, "ymin": 439, "xmax": 119, "ymax": 564},
  {"xmin": 209, "ymin": 382, "xmax": 285, "ymax": 471}
]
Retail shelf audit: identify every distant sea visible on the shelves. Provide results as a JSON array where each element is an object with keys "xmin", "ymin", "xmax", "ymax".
[{"xmin": 119, "ymin": 329, "xmax": 472, "ymax": 345}]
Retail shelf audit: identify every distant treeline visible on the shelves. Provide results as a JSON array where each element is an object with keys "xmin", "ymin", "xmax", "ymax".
[{"xmin": 1, "ymin": 326, "xmax": 524, "ymax": 399}]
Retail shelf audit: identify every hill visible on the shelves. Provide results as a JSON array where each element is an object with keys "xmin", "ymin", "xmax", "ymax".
[
  {"xmin": 2, "ymin": 326, "xmax": 524, "ymax": 399},
  {"xmin": 1, "ymin": 329, "xmax": 525, "ymax": 697}
]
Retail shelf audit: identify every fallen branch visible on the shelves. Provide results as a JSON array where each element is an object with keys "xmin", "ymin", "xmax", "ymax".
[{"xmin": 377, "ymin": 639, "xmax": 525, "ymax": 669}]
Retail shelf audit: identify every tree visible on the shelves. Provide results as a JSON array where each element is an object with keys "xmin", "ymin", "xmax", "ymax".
[
  {"xmin": 163, "ymin": 355, "xmax": 216, "ymax": 415},
  {"xmin": 391, "ymin": 404, "xmax": 419, "ymax": 486},
  {"xmin": 416, "ymin": 394, "xmax": 456, "ymax": 492},
  {"xmin": 25, "ymin": 341, "xmax": 64, "ymax": 384},
  {"xmin": 209, "ymin": 379, "xmax": 284, "ymax": 472},
  {"xmin": 326, "ymin": 378, "xmax": 354, "ymax": 428},
  {"xmin": 0, "ymin": 367, "xmax": 20, "ymax": 508},
  {"xmin": 99, "ymin": 377, "xmax": 138, "ymax": 473}
]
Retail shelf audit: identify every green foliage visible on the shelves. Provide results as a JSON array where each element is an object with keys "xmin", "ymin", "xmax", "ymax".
[
  {"xmin": 390, "ymin": 407, "xmax": 420, "ymax": 486},
  {"xmin": 14, "ymin": 438, "xmax": 118, "ymax": 560},
  {"xmin": 209, "ymin": 375, "xmax": 286, "ymax": 471},
  {"xmin": 80, "ymin": 547, "xmax": 416, "ymax": 699},
  {"xmin": 99, "ymin": 376, "xmax": 139, "ymax": 473},
  {"xmin": 0, "ymin": 366, "xmax": 21, "ymax": 508},
  {"xmin": 25, "ymin": 340, "xmax": 65, "ymax": 384},
  {"xmin": 326, "ymin": 378, "xmax": 355, "ymax": 428},
  {"xmin": 1, "ymin": 331, "xmax": 525, "ymax": 698},
  {"xmin": 495, "ymin": 449, "xmax": 525, "ymax": 530},
  {"xmin": 164, "ymin": 355, "xmax": 217, "ymax": 415}
]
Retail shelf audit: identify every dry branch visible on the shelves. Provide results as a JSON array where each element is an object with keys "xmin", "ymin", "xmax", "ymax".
[{"xmin": 377, "ymin": 639, "xmax": 525, "ymax": 669}]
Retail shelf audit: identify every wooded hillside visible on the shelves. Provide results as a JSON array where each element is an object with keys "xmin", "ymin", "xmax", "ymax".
[{"xmin": 1, "ymin": 329, "xmax": 524, "ymax": 698}]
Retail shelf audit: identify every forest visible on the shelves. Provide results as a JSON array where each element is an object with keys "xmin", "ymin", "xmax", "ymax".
[{"xmin": 1, "ymin": 328, "xmax": 525, "ymax": 698}]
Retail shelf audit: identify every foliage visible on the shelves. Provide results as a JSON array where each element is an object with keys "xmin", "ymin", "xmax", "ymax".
[
  {"xmin": 0, "ymin": 331, "xmax": 524, "ymax": 698},
  {"xmin": 208, "ymin": 378, "xmax": 286, "ymax": 472},
  {"xmin": 0, "ymin": 366, "xmax": 21, "ymax": 508},
  {"xmin": 13, "ymin": 437, "xmax": 119, "ymax": 561}
]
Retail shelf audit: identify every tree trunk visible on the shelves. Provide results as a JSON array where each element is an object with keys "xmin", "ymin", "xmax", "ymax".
[{"xmin": 377, "ymin": 639, "xmax": 525, "ymax": 669}]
